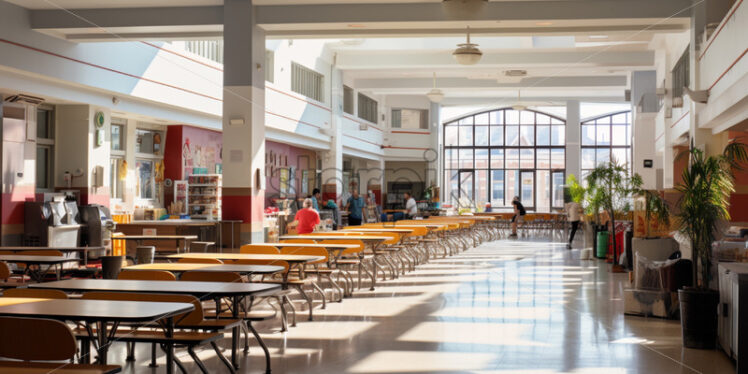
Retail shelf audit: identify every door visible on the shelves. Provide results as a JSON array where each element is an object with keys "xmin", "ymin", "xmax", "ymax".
[{"xmin": 520, "ymin": 170, "xmax": 534, "ymax": 209}]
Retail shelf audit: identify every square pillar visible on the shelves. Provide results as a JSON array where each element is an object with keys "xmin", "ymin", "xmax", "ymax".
[{"xmin": 565, "ymin": 100, "xmax": 581, "ymax": 180}]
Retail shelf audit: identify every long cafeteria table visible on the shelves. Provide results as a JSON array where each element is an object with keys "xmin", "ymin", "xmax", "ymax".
[
  {"xmin": 0, "ymin": 296, "xmax": 193, "ymax": 374},
  {"xmin": 30, "ymin": 279, "xmax": 281, "ymax": 370},
  {"xmin": 0, "ymin": 255, "xmax": 81, "ymax": 282},
  {"xmin": 123, "ymin": 263, "xmax": 284, "ymax": 277},
  {"xmin": 0, "ymin": 246, "xmax": 106, "ymax": 266}
]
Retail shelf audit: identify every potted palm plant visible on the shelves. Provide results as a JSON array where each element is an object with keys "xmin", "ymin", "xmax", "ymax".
[{"xmin": 676, "ymin": 141, "xmax": 748, "ymax": 349}]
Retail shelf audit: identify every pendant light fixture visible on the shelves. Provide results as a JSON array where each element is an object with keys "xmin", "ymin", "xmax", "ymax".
[
  {"xmin": 426, "ymin": 72, "xmax": 445, "ymax": 103},
  {"xmin": 511, "ymin": 90, "xmax": 527, "ymax": 111},
  {"xmin": 453, "ymin": 26, "xmax": 482, "ymax": 65}
]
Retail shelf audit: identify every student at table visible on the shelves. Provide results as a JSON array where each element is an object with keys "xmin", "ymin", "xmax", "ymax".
[
  {"xmin": 346, "ymin": 190, "xmax": 365, "ymax": 226},
  {"xmin": 293, "ymin": 198, "xmax": 321, "ymax": 234},
  {"xmin": 404, "ymin": 192, "xmax": 418, "ymax": 219},
  {"xmin": 510, "ymin": 196, "xmax": 526, "ymax": 237}
]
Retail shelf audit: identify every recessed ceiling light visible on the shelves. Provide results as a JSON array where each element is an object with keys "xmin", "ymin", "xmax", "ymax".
[
  {"xmin": 347, "ymin": 24, "xmax": 366, "ymax": 28},
  {"xmin": 535, "ymin": 22, "xmax": 553, "ymax": 26},
  {"xmin": 589, "ymin": 35, "xmax": 609, "ymax": 39}
]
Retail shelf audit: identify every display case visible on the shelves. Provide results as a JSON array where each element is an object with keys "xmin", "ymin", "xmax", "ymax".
[{"xmin": 188, "ymin": 174, "xmax": 221, "ymax": 220}]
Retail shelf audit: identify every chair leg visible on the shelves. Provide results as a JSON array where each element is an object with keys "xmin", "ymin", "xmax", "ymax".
[
  {"xmin": 211, "ymin": 341, "xmax": 237, "ymax": 374},
  {"xmin": 292, "ymin": 284, "xmax": 314, "ymax": 321},
  {"xmin": 126, "ymin": 342, "xmax": 136, "ymax": 361},
  {"xmin": 149, "ymin": 342, "xmax": 158, "ymax": 367},
  {"xmin": 248, "ymin": 321, "xmax": 272, "ymax": 374},
  {"xmin": 283, "ymin": 295, "xmax": 297, "ymax": 326},
  {"xmin": 311, "ymin": 281, "xmax": 327, "ymax": 309},
  {"xmin": 187, "ymin": 346, "xmax": 209, "ymax": 374}
]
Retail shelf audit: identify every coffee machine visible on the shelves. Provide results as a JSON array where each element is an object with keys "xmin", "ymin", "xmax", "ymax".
[{"xmin": 80, "ymin": 204, "xmax": 116, "ymax": 254}]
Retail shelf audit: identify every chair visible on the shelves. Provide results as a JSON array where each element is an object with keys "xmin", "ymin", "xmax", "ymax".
[
  {"xmin": 320, "ymin": 239, "xmax": 371, "ymax": 292},
  {"xmin": 239, "ymin": 244, "xmax": 280, "ymax": 254},
  {"xmin": 117, "ymin": 270, "xmax": 176, "ymax": 281},
  {"xmin": 80, "ymin": 292, "xmax": 235, "ymax": 373},
  {"xmin": 280, "ymin": 246, "xmax": 343, "ymax": 305},
  {"xmin": 177, "ymin": 257, "xmax": 223, "ymax": 264},
  {"xmin": 179, "ymin": 271, "xmax": 275, "ymax": 372},
  {"xmin": 281, "ymin": 239, "xmax": 317, "ymax": 244},
  {"xmin": 2, "ymin": 288, "xmax": 68, "ymax": 299},
  {"xmin": 230, "ymin": 259, "xmax": 305, "ymax": 325},
  {"xmin": 0, "ymin": 316, "xmax": 120, "ymax": 373},
  {"xmin": 0, "ymin": 261, "xmax": 10, "ymax": 282}
]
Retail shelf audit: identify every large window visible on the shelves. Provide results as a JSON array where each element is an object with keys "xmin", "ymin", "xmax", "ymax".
[
  {"xmin": 581, "ymin": 111, "xmax": 632, "ymax": 181},
  {"xmin": 136, "ymin": 159, "xmax": 154, "ymax": 200},
  {"xmin": 444, "ymin": 108, "xmax": 565, "ymax": 211},
  {"xmin": 110, "ymin": 118, "xmax": 126, "ymax": 200},
  {"xmin": 343, "ymin": 85, "xmax": 354, "ymax": 115},
  {"xmin": 392, "ymin": 109, "xmax": 428, "ymax": 129},
  {"xmin": 36, "ymin": 107, "xmax": 54, "ymax": 191},
  {"xmin": 358, "ymin": 93, "xmax": 378, "ymax": 124},
  {"xmin": 291, "ymin": 62, "xmax": 324, "ymax": 102}
]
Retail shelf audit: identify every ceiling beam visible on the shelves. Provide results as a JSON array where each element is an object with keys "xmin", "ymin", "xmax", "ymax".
[
  {"xmin": 255, "ymin": 0, "xmax": 693, "ymax": 25},
  {"xmin": 337, "ymin": 50, "xmax": 654, "ymax": 70},
  {"xmin": 355, "ymin": 76, "xmax": 628, "ymax": 90},
  {"xmin": 29, "ymin": 6, "xmax": 224, "ymax": 30}
]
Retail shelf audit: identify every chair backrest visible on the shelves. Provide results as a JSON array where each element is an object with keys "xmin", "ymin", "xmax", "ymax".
[
  {"xmin": 117, "ymin": 270, "xmax": 177, "ymax": 281},
  {"xmin": 22, "ymin": 250, "xmax": 64, "ymax": 257},
  {"xmin": 279, "ymin": 247, "xmax": 328, "ymax": 264},
  {"xmin": 2, "ymin": 288, "xmax": 68, "ymax": 299},
  {"xmin": 0, "ymin": 262, "xmax": 9, "ymax": 281},
  {"xmin": 239, "ymin": 244, "xmax": 280, "ymax": 254},
  {"xmin": 82, "ymin": 291, "xmax": 203, "ymax": 326},
  {"xmin": 281, "ymin": 239, "xmax": 317, "ymax": 244},
  {"xmin": 177, "ymin": 257, "xmax": 223, "ymax": 264},
  {"xmin": 229, "ymin": 259, "xmax": 290, "ymax": 272},
  {"xmin": 319, "ymin": 239, "xmax": 364, "ymax": 256},
  {"xmin": 180, "ymin": 271, "xmax": 243, "ymax": 283},
  {"xmin": 0, "ymin": 316, "xmax": 77, "ymax": 361},
  {"xmin": 374, "ymin": 232, "xmax": 401, "ymax": 245},
  {"xmin": 406, "ymin": 226, "xmax": 428, "ymax": 237}
]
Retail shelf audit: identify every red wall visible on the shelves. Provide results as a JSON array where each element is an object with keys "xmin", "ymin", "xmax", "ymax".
[
  {"xmin": 264, "ymin": 140, "xmax": 318, "ymax": 207},
  {"xmin": 163, "ymin": 125, "xmax": 222, "ymax": 207}
]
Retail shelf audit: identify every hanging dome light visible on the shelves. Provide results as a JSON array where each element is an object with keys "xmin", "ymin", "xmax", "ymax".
[
  {"xmin": 426, "ymin": 72, "xmax": 445, "ymax": 103},
  {"xmin": 453, "ymin": 26, "xmax": 482, "ymax": 65},
  {"xmin": 511, "ymin": 89, "xmax": 527, "ymax": 111},
  {"xmin": 442, "ymin": 0, "xmax": 489, "ymax": 20}
]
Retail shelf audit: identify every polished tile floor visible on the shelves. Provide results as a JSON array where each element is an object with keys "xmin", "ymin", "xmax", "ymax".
[{"xmin": 121, "ymin": 238, "xmax": 735, "ymax": 373}]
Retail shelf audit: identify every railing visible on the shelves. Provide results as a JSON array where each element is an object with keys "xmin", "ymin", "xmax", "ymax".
[{"xmin": 698, "ymin": 0, "xmax": 747, "ymax": 96}]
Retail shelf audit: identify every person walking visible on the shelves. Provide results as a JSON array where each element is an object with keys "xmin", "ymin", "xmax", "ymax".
[
  {"xmin": 346, "ymin": 190, "xmax": 365, "ymax": 226},
  {"xmin": 510, "ymin": 196, "xmax": 526, "ymax": 237},
  {"xmin": 565, "ymin": 200, "xmax": 582, "ymax": 249}
]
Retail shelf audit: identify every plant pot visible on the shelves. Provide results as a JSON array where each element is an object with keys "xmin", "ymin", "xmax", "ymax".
[
  {"xmin": 678, "ymin": 287, "xmax": 719, "ymax": 349},
  {"xmin": 596, "ymin": 231, "xmax": 609, "ymax": 259}
]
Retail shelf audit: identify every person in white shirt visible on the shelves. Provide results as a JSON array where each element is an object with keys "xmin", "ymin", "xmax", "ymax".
[
  {"xmin": 404, "ymin": 192, "xmax": 418, "ymax": 219},
  {"xmin": 564, "ymin": 200, "xmax": 582, "ymax": 249}
]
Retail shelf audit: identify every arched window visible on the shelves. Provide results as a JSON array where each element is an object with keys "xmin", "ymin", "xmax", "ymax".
[
  {"xmin": 443, "ymin": 108, "xmax": 566, "ymax": 212},
  {"xmin": 580, "ymin": 111, "xmax": 632, "ymax": 181}
]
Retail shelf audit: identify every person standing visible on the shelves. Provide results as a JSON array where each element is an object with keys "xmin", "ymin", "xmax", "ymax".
[
  {"xmin": 510, "ymin": 196, "xmax": 526, "ymax": 237},
  {"xmin": 311, "ymin": 188, "xmax": 321, "ymax": 211},
  {"xmin": 565, "ymin": 200, "xmax": 582, "ymax": 249},
  {"xmin": 293, "ymin": 198, "xmax": 320, "ymax": 234},
  {"xmin": 346, "ymin": 190, "xmax": 365, "ymax": 226},
  {"xmin": 404, "ymin": 192, "xmax": 418, "ymax": 219}
]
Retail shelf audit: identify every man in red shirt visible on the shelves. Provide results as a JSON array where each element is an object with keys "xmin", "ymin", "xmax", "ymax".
[{"xmin": 293, "ymin": 198, "xmax": 320, "ymax": 234}]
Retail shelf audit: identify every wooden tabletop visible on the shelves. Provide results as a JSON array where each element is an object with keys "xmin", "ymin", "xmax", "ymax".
[
  {"xmin": 342, "ymin": 228, "xmax": 414, "ymax": 233},
  {"xmin": 168, "ymin": 253, "xmax": 324, "ymax": 263},
  {"xmin": 254, "ymin": 242, "xmax": 360, "ymax": 249},
  {"xmin": 280, "ymin": 235, "xmax": 389, "ymax": 241},
  {"xmin": 0, "ymin": 297, "xmax": 193, "ymax": 322},
  {"xmin": 0, "ymin": 255, "xmax": 81, "ymax": 264},
  {"xmin": 124, "ymin": 263, "xmax": 283, "ymax": 274},
  {"xmin": 111, "ymin": 235, "xmax": 199, "ymax": 240},
  {"xmin": 30, "ymin": 279, "xmax": 281, "ymax": 298}
]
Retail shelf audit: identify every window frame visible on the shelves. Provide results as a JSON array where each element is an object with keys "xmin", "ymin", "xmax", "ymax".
[
  {"xmin": 291, "ymin": 62, "xmax": 325, "ymax": 103},
  {"xmin": 36, "ymin": 106, "xmax": 55, "ymax": 193},
  {"xmin": 391, "ymin": 108, "xmax": 428, "ymax": 130},
  {"xmin": 357, "ymin": 93, "xmax": 378, "ymax": 124},
  {"xmin": 580, "ymin": 110, "xmax": 633, "ymax": 179}
]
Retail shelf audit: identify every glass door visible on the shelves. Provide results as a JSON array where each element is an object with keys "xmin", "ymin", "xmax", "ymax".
[{"xmin": 520, "ymin": 170, "xmax": 535, "ymax": 209}]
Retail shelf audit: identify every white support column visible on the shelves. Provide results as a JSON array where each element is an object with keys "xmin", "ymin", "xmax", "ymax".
[
  {"xmin": 321, "ymin": 67, "xmax": 343, "ymax": 202},
  {"xmin": 565, "ymin": 100, "xmax": 581, "ymax": 180},
  {"xmin": 428, "ymin": 101, "xmax": 441, "ymax": 190},
  {"xmin": 221, "ymin": 0, "xmax": 266, "ymax": 244},
  {"xmin": 631, "ymin": 70, "xmax": 658, "ymax": 189}
]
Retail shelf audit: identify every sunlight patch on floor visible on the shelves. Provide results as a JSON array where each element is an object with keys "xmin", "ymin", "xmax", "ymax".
[
  {"xmin": 397, "ymin": 321, "xmax": 548, "ymax": 347},
  {"xmin": 348, "ymin": 351, "xmax": 498, "ymax": 373}
]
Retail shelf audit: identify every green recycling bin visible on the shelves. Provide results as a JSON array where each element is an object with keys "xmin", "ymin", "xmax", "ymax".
[{"xmin": 596, "ymin": 231, "xmax": 609, "ymax": 259}]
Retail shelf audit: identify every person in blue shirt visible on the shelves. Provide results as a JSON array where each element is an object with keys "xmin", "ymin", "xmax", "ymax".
[
  {"xmin": 346, "ymin": 190, "xmax": 365, "ymax": 226},
  {"xmin": 311, "ymin": 188, "xmax": 321, "ymax": 211}
]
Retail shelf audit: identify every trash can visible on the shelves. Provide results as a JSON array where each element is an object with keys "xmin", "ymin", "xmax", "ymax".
[
  {"xmin": 596, "ymin": 231, "xmax": 610, "ymax": 259},
  {"xmin": 136, "ymin": 246, "xmax": 155, "ymax": 264},
  {"xmin": 101, "ymin": 255, "xmax": 124, "ymax": 279}
]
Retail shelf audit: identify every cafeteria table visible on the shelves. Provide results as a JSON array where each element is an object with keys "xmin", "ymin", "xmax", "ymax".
[
  {"xmin": 111, "ymin": 235, "xmax": 198, "ymax": 253},
  {"xmin": 123, "ymin": 262, "xmax": 283, "ymax": 277},
  {"xmin": 31, "ymin": 279, "xmax": 281, "ymax": 370},
  {"xmin": 0, "ymin": 297, "xmax": 193, "ymax": 374},
  {"xmin": 0, "ymin": 246, "xmax": 106, "ymax": 266},
  {"xmin": 254, "ymin": 242, "xmax": 361, "ymax": 267},
  {"xmin": 0, "ymin": 255, "xmax": 81, "ymax": 282}
]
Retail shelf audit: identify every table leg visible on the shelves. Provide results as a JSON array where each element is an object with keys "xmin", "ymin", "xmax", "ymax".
[
  {"xmin": 97, "ymin": 321, "xmax": 108, "ymax": 364},
  {"xmin": 232, "ymin": 295, "xmax": 240, "ymax": 369},
  {"xmin": 165, "ymin": 316, "xmax": 175, "ymax": 374}
]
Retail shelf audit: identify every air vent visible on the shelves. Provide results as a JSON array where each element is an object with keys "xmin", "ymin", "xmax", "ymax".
[
  {"xmin": 504, "ymin": 70, "xmax": 527, "ymax": 77},
  {"xmin": 4, "ymin": 94, "xmax": 45, "ymax": 105}
]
